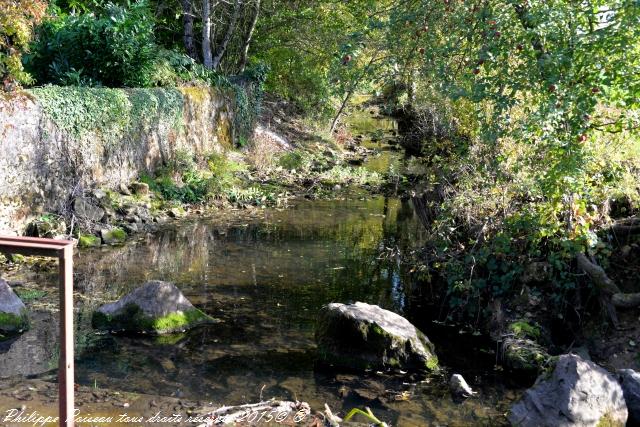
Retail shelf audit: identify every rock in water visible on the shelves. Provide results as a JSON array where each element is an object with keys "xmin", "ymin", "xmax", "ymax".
[
  {"xmin": 92, "ymin": 281, "xmax": 216, "ymax": 334},
  {"xmin": 618, "ymin": 369, "xmax": 640, "ymax": 425},
  {"xmin": 508, "ymin": 354, "xmax": 627, "ymax": 427},
  {"xmin": 315, "ymin": 302, "xmax": 438, "ymax": 372},
  {"xmin": 449, "ymin": 374, "xmax": 476, "ymax": 397},
  {"xmin": 0, "ymin": 279, "xmax": 29, "ymax": 338}
]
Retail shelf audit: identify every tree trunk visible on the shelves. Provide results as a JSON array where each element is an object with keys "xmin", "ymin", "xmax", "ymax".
[
  {"xmin": 237, "ymin": 0, "xmax": 260, "ymax": 73},
  {"xmin": 576, "ymin": 252, "xmax": 621, "ymax": 327},
  {"xmin": 329, "ymin": 89, "xmax": 354, "ymax": 134},
  {"xmin": 212, "ymin": 0, "xmax": 242, "ymax": 70},
  {"xmin": 182, "ymin": 0, "xmax": 197, "ymax": 59},
  {"xmin": 202, "ymin": 0, "xmax": 213, "ymax": 68},
  {"xmin": 329, "ymin": 55, "xmax": 378, "ymax": 133}
]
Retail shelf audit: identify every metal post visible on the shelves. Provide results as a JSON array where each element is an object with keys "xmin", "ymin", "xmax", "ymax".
[
  {"xmin": 59, "ymin": 245, "xmax": 74, "ymax": 427},
  {"xmin": 0, "ymin": 236, "xmax": 75, "ymax": 427}
]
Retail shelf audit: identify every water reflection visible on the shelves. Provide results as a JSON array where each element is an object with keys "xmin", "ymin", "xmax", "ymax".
[{"xmin": 69, "ymin": 196, "xmax": 435, "ymax": 422}]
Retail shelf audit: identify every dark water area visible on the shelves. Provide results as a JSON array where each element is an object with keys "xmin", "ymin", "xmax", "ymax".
[{"xmin": 0, "ymin": 106, "xmax": 521, "ymax": 426}]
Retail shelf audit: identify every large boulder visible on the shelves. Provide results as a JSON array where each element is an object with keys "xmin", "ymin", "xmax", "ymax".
[
  {"xmin": 0, "ymin": 279, "xmax": 29, "ymax": 338},
  {"xmin": 315, "ymin": 302, "xmax": 438, "ymax": 372},
  {"xmin": 92, "ymin": 281, "xmax": 215, "ymax": 334},
  {"xmin": 508, "ymin": 354, "xmax": 627, "ymax": 427},
  {"xmin": 618, "ymin": 369, "xmax": 640, "ymax": 425}
]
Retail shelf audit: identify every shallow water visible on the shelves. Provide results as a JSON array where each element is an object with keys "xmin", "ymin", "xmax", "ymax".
[{"xmin": 0, "ymin": 108, "xmax": 520, "ymax": 426}]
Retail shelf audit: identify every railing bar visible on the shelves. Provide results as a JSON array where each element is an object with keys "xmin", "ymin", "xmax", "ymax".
[
  {"xmin": 0, "ymin": 241, "xmax": 69, "ymax": 253},
  {"xmin": 0, "ymin": 236, "xmax": 73, "ymax": 246},
  {"xmin": 0, "ymin": 236, "xmax": 75, "ymax": 427}
]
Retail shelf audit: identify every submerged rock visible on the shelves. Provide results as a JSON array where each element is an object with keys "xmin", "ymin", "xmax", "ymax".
[
  {"xmin": 0, "ymin": 312, "xmax": 57, "ymax": 377},
  {"xmin": 449, "ymin": 374, "xmax": 476, "ymax": 398},
  {"xmin": 0, "ymin": 279, "xmax": 29, "ymax": 338},
  {"xmin": 508, "ymin": 354, "xmax": 627, "ymax": 427},
  {"xmin": 315, "ymin": 302, "xmax": 438, "ymax": 372},
  {"xmin": 92, "ymin": 281, "xmax": 215, "ymax": 334},
  {"xmin": 618, "ymin": 369, "xmax": 640, "ymax": 425}
]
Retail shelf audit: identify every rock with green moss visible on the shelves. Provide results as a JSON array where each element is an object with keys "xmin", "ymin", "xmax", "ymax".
[
  {"xmin": 78, "ymin": 234, "xmax": 101, "ymax": 248},
  {"xmin": 100, "ymin": 228, "xmax": 126, "ymax": 245},
  {"xmin": 501, "ymin": 320, "xmax": 551, "ymax": 379},
  {"xmin": 0, "ymin": 279, "xmax": 29, "ymax": 338},
  {"xmin": 92, "ymin": 281, "xmax": 216, "ymax": 334},
  {"xmin": 315, "ymin": 302, "xmax": 438, "ymax": 373},
  {"xmin": 502, "ymin": 337, "xmax": 551, "ymax": 378},
  {"xmin": 508, "ymin": 354, "xmax": 627, "ymax": 427}
]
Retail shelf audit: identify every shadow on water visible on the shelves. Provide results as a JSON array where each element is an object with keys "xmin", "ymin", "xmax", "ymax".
[{"xmin": 0, "ymin": 108, "xmax": 520, "ymax": 425}]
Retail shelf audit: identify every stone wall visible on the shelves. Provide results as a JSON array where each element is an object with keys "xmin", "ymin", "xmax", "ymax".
[{"xmin": 0, "ymin": 87, "xmax": 235, "ymax": 234}]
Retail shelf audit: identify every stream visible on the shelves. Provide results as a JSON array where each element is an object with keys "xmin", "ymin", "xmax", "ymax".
[{"xmin": 0, "ymin": 106, "xmax": 520, "ymax": 426}]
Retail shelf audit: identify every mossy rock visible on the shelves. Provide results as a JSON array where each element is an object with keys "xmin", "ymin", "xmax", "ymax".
[
  {"xmin": 92, "ymin": 281, "xmax": 216, "ymax": 334},
  {"xmin": 0, "ymin": 279, "xmax": 29, "ymax": 339},
  {"xmin": 100, "ymin": 228, "xmax": 127, "ymax": 245},
  {"xmin": 315, "ymin": 302, "xmax": 438, "ymax": 373},
  {"xmin": 502, "ymin": 336, "xmax": 551, "ymax": 380},
  {"xmin": 78, "ymin": 234, "xmax": 101, "ymax": 248}
]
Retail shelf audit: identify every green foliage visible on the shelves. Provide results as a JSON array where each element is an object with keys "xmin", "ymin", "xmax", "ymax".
[
  {"xmin": 0, "ymin": 0, "xmax": 47, "ymax": 85},
  {"xmin": 27, "ymin": 1, "xmax": 158, "ymax": 87},
  {"xmin": 278, "ymin": 150, "xmax": 306, "ymax": 170},
  {"xmin": 30, "ymin": 86, "xmax": 183, "ymax": 143},
  {"xmin": 320, "ymin": 165, "xmax": 382, "ymax": 187},
  {"xmin": 228, "ymin": 75, "xmax": 264, "ymax": 147},
  {"xmin": 14, "ymin": 288, "xmax": 48, "ymax": 301},
  {"xmin": 141, "ymin": 150, "xmax": 283, "ymax": 206},
  {"xmin": 358, "ymin": 0, "xmax": 640, "ymax": 316},
  {"xmin": 510, "ymin": 321, "xmax": 542, "ymax": 341}
]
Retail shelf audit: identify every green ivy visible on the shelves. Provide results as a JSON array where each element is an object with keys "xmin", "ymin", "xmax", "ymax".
[{"xmin": 29, "ymin": 86, "xmax": 183, "ymax": 146}]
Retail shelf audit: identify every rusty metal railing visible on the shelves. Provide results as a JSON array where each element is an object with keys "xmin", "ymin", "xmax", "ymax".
[{"xmin": 0, "ymin": 236, "xmax": 74, "ymax": 427}]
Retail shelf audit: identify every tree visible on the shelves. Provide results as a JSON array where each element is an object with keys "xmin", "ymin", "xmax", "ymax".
[
  {"xmin": 211, "ymin": 0, "xmax": 242, "ymax": 70},
  {"xmin": 237, "ymin": 0, "xmax": 260, "ymax": 72},
  {"xmin": 182, "ymin": 0, "xmax": 197, "ymax": 59}
]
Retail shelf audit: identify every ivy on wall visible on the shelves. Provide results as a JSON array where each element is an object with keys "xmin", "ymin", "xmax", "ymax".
[{"xmin": 29, "ymin": 86, "xmax": 184, "ymax": 146}]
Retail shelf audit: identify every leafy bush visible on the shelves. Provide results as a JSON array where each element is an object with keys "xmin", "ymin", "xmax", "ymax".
[
  {"xmin": 26, "ymin": 1, "xmax": 158, "ymax": 87},
  {"xmin": 0, "ymin": 0, "xmax": 47, "ymax": 85}
]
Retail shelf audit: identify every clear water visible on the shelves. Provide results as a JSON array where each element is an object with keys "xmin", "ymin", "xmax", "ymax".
[{"xmin": 0, "ymin": 108, "xmax": 519, "ymax": 426}]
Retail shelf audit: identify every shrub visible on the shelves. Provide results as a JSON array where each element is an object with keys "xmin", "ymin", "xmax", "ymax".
[
  {"xmin": 0, "ymin": 0, "xmax": 47, "ymax": 86},
  {"xmin": 26, "ymin": 1, "xmax": 158, "ymax": 87}
]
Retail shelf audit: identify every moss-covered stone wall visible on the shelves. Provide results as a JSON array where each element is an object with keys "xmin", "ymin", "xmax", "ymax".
[{"xmin": 0, "ymin": 86, "xmax": 238, "ymax": 234}]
